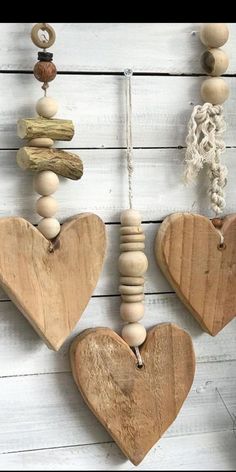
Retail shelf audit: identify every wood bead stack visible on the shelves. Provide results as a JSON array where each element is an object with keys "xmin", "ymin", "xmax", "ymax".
[
  {"xmin": 118, "ymin": 209, "xmax": 148, "ymax": 348},
  {"xmin": 200, "ymin": 23, "xmax": 229, "ymax": 104},
  {"xmin": 16, "ymin": 23, "xmax": 83, "ymax": 240}
]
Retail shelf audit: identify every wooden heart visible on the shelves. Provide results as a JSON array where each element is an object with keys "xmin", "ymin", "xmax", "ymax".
[
  {"xmin": 155, "ymin": 212, "xmax": 236, "ymax": 336},
  {"xmin": 70, "ymin": 324, "xmax": 195, "ymax": 465},
  {"xmin": 0, "ymin": 213, "xmax": 106, "ymax": 350}
]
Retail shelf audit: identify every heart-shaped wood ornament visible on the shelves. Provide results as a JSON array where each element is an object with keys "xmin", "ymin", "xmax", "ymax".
[
  {"xmin": 155, "ymin": 212, "xmax": 236, "ymax": 336},
  {"xmin": 0, "ymin": 213, "xmax": 106, "ymax": 350},
  {"xmin": 70, "ymin": 324, "xmax": 195, "ymax": 465}
]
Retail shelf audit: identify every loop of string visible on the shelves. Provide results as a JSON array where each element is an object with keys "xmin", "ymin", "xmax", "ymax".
[
  {"xmin": 184, "ymin": 102, "xmax": 228, "ymax": 216},
  {"xmin": 124, "ymin": 69, "xmax": 143, "ymax": 367}
]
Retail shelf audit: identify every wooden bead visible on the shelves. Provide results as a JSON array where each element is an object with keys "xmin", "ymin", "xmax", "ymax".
[
  {"xmin": 201, "ymin": 49, "xmax": 229, "ymax": 76},
  {"xmin": 36, "ymin": 97, "xmax": 59, "ymax": 118},
  {"xmin": 120, "ymin": 225, "xmax": 142, "ymax": 235},
  {"xmin": 34, "ymin": 170, "xmax": 59, "ymax": 196},
  {"xmin": 120, "ymin": 209, "xmax": 142, "ymax": 226},
  {"xmin": 200, "ymin": 23, "xmax": 229, "ymax": 48},
  {"xmin": 28, "ymin": 138, "xmax": 54, "ymax": 148},
  {"xmin": 120, "ymin": 234, "xmax": 145, "ymax": 243},
  {"xmin": 121, "ymin": 322, "xmax": 147, "ymax": 347},
  {"xmin": 119, "ymin": 285, "xmax": 144, "ymax": 295},
  {"xmin": 120, "ymin": 302, "xmax": 144, "ymax": 322},
  {"xmin": 120, "ymin": 276, "xmax": 144, "ymax": 286},
  {"xmin": 34, "ymin": 61, "xmax": 57, "ymax": 83},
  {"xmin": 118, "ymin": 251, "xmax": 148, "ymax": 276},
  {"xmin": 121, "ymin": 294, "xmax": 144, "ymax": 302},
  {"xmin": 38, "ymin": 217, "xmax": 60, "ymax": 239},
  {"xmin": 36, "ymin": 196, "xmax": 58, "ymax": 217},
  {"xmin": 201, "ymin": 78, "xmax": 229, "ymax": 105},
  {"xmin": 120, "ymin": 242, "xmax": 145, "ymax": 252},
  {"xmin": 212, "ymin": 217, "xmax": 223, "ymax": 229},
  {"xmin": 31, "ymin": 23, "xmax": 56, "ymax": 49}
]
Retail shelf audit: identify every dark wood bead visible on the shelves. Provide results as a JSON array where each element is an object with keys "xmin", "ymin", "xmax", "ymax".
[
  {"xmin": 212, "ymin": 218, "xmax": 223, "ymax": 229},
  {"xmin": 38, "ymin": 51, "xmax": 53, "ymax": 62},
  {"xmin": 33, "ymin": 61, "xmax": 57, "ymax": 83}
]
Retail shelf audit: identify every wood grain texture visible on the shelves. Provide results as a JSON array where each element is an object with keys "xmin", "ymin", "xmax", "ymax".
[
  {"xmin": 16, "ymin": 147, "xmax": 83, "ymax": 180},
  {"xmin": 155, "ymin": 213, "xmax": 236, "ymax": 336},
  {"xmin": 0, "ymin": 213, "xmax": 106, "ymax": 350},
  {"xmin": 70, "ymin": 325, "xmax": 195, "ymax": 465},
  {"xmin": 17, "ymin": 118, "xmax": 74, "ymax": 141}
]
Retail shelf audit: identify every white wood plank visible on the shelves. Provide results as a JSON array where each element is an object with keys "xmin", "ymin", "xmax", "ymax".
[
  {"xmin": 1, "ymin": 430, "xmax": 235, "ymax": 471},
  {"xmin": 0, "ymin": 361, "xmax": 234, "ymax": 455},
  {"xmin": 0, "ymin": 74, "xmax": 236, "ymax": 149},
  {"xmin": 0, "ymin": 296, "xmax": 235, "ymax": 377},
  {"xmin": 0, "ymin": 23, "xmax": 235, "ymax": 74},
  {"xmin": 1, "ymin": 149, "xmax": 236, "ymax": 223}
]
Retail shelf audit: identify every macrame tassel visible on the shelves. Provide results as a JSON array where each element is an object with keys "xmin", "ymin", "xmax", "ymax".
[{"xmin": 184, "ymin": 102, "xmax": 228, "ymax": 215}]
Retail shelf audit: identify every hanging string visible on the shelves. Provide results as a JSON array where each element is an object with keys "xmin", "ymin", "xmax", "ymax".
[
  {"xmin": 124, "ymin": 68, "xmax": 134, "ymax": 209},
  {"xmin": 184, "ymin": 102, "xmax": 228, "ymax": 216}
]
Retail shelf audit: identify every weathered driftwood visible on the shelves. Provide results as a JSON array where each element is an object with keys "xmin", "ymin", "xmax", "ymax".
[
  {"xmin": 17, "ymin": 117, "xmax": 74, "ymax": 141},
  {"xmin": 16, "ymin": 147, "xmax": 83, "ymax": 180}
]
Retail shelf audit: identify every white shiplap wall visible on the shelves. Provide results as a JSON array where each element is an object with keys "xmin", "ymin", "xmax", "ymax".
[{"xmin": 0, "ymin": 23, "xmax": 236, "ymax": 471}]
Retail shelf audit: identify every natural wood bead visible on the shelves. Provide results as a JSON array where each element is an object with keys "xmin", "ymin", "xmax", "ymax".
[
  {"xmin": 31, "ymin": 23, "xmax": 56, "ymax": 49},
  {"xmin": 120, "ymin": 209, "xmax": 142, "ymax": 226},
  {"xmin": 118, "ymin": 251, "xmax": 148, "ymax": 276},
  {"xmin": 119, "ymin": 285, "xmax": 144, "ymax": 295},
  {"xmin": 38, "ymin": 217, "xmax": 60, "ymax": 239},
  {"xmin": 36, "ymin": 196, "xmax": 58, "ymax": 218},
  {"xmin": 120, "ymin": 242, "xmax": 145, "ymax": 252},
  {"xmin": 120, "ymin": 225, "xmax": 142, "ymax": 235},
  {"xmin": 34, "ymin": 170, "xmax": 59, "ymax": 196},
  {"xmin": 120, "ymin": 276, "xmax": 144, "ymax": 286},
  {"xmin": 121, "ymin": 322, "xmax": 147, "ymax": 347},
  {"xmin": 120, "ymin": 302, "xmax": 144, "ymax": 322},
  {"xmin": 211, "ymin": 217, "xmax": 223, "ymax": 229},
  {"xmin": 36, "ymin": 97, "xmax": 58, "ymax": 118},
  {"xmin": 121, "ymin": 294, "xmax": 145, "ymax": 303},
  {"xmin": 120, "ymin": 234, "xmax": 145, "ymax": 243},
  {"xmin": 201, "ymin": 78, "xmax": 229, "ymax": 105},
  {"xmin": 34, "ymin": 61, "xmax": 57, "ymax": 83},
  {"xmin": 28, "ymin": 138, "xmax": 54, "ymax": 148},
  {"xmin": 201, "ymin": 49, "xmax": 229, "ymax": 76},
  {"xmin": 200, "ymin": 23, "xmax": 229, "ymax": 48},
  {"xmin": 17, "ymin": 118, "xmax": 74, "ymax": 141}
]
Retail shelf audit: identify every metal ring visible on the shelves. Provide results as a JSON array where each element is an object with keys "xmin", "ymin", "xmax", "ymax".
[{"xmin": 31, "ymin": 23, "xmax": 56, "ymax": 49}]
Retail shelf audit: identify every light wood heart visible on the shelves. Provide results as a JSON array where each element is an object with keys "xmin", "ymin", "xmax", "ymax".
[
  {"xmin": 0, "ymin": 213, "xmax": 106, "ymax": 350},
  {"xmin": 70, "ymin": 324, "xmax": 195, "ymax": 465},
  {"xmin": 155, "ymin": 212, "xmax": 236, "ymax": 336}
]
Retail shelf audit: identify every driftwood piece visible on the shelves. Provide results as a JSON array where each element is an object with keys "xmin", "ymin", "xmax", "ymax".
[
  {"xmin": 17, "ymin": 117, "xmax": 74, "ymax": 141},
  {"xmin": 0, "ymin": 214, "xmax": 106, "ymax": 351},
  {"xmin": 70, "ymin": 324, "xmax": 195, "ymax": 466},
  {"xmin": 16, "ymin": 147, "xmax": 83, "ymax": 180},
  {"xmin": 155, "ymin": 212, "xmax": 236, "ymax": 336}
]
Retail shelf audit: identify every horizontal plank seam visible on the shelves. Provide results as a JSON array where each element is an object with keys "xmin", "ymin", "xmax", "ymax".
[
  {"xmin": 0, "ymin": 428, "xmax": 234, "ymax": 457},
  {"xmin": 3, "ymin": 146, "xmax": 236, "ymax": 151},
  {"xmin": 1, "ymin": 70, "xmax": 236, "ymax": 78}
]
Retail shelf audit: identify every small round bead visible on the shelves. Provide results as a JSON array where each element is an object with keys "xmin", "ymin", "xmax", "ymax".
[
  {"xmin": 36, "ymin": 97, "xmax": 59, "ymax": 118},
  {"xmin": 120, "ymin": 225, "xmax": 142, "ymax": 235},
  {"xmin": 38, "ymin": 217, "xmax": 60, "ymax": 239},
  {"xmin": 200, "ymin": 78, "xmax": 229, "ymax": 105},
  {"xmin": 120, "ymin": 209, "xmax": 142, "ymax": 226},
  {"xmin": 119, "ymin": 285, "xmax": 144, "ymax": 295},
  {"xmin": 121, "ymin": 323, "xmax": 147, "ymax": 347},
  {"xmin": 28, "ymin": 138, "xmax": 54, "ymax": 148},
  {"xmin": 200, "ymin": 23, "xmax": 229, "ymax": 48},
  {"xmin": 118, "ymin": 251, "xmax": 148, "ymax": 276},
  {"xmin": 34, "ymin": 171, "xmax": 59, "ymax": 196},
  {"xmin": 36, "ymin": 196, "xmax": 58, "ymax": 217},
  {"xmin": 120, "ymin": 242, "xmax": 145, "ymax": 252},
  {"xmin": 33, "ymin": 61, "xmax": 57, "ymax": 83},
  {"xmin": 120, "ymin": 234, "xmax": 145, "ymax": 243},
  {"xmin": 120, "ymin": 302, "xmax": 144, "ymax": 322},
  {"xmin": 120, "ymin": 276, "xmax": 144, "ymax": 286},
  {"xmin": 201, "ymin": 49, "xmax": 229, "ymax": 76},
  {"xmin": 121, "ymin": 294, "xmax": 144, "ymax": 303},
  {"xmin": 212, "ymin": 217, "xmax": 223, "ymax": 229}
]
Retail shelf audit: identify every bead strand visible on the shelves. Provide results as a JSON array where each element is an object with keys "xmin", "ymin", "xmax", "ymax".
[
  {"xmin": 118, "ymin": 209, "xmax": 148, "ymax": 348},
  {"xmin": 34, "ymin": 170, "xmax": 60, "ymax": 239},
  {"xmin": 199, "ymin": 23, "xmax": 230, "ymax": 104}
]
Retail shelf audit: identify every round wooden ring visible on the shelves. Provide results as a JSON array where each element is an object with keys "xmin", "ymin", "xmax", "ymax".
[{"xmin": 31, "ymin": 23, "xmax": 56, "ymax": 49}]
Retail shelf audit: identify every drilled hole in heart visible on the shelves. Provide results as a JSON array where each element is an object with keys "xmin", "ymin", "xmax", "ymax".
[
  {"xmin": 136, "ymin": 362, "xmax": 145, "ymax": 370},
  {"xmin": 217, "ymin": 242, "xmax": 226, "ymax": 251}
]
